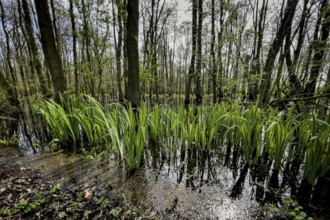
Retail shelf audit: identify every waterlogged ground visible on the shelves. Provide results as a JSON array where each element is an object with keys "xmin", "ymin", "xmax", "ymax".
[{"xmin": 0, "ymin": 147, "xmax": 262, "ymax": 219}]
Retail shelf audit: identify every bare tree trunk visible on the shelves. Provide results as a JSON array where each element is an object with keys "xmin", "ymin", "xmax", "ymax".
[
  {"xmin": 249, "ymin": 0, "xmax": 268, "ymax": 101},
  {"xmin": 0, "ymin": 0, "xmax": 21, "ymax": 115},
  {"xmin": 123, "ymin": 0, "xmax": 128, "ymax": 96},
  {"xmin": 195, "ymin": 0, "xmax": 203, "ymax": 105},
  {"xmin": 21, "ymin": 0, "xmax": 51, "ymax": 97},
  {"xmin": 69, "ymin": 0, "xmax": 79, "ymax": 95},
  {"xmin": 259, "ymin": 0, "xmax": 299, "ymax": 105},
  {"xmin": 284, "ymin": 0, "xmax": 309, "ymax": 97},
  {"xmin": 211, "ymin": 0, "xmax": 217, "ymax": 103},
  {"xmin": 184, "ymin": 0, "xmax": 197, "ymax": 106},
  {"xmin": 50, "ymin": 0, "xmax": 60, "ymax": 49},
  {"xmin": 217, "ymin": 0, "xmax": 225, "ymax": 101},
  {"xmin": 113, "ymin": 0, "xmax": 124, "ymax": 102},
  {"xmin": 34, "ymin": 0, "xmax": 67, "ymax": 102},
  {"xmin": 126, "ymin": 0, "xmax": 140, "ymax": 107},
  {"xmin": 304, "ymin": 0, "xmax": 329, "ymax": 97},
  {"xmin": 81, "ymin": 0, "xmax": 94, "ymax": 96}
]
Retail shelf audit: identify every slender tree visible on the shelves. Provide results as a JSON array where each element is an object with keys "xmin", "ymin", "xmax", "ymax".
[
  {"xmin": 259, "ymin": 0, "xmax": 299, "ymax": 105},
  {"xmin": 69, "ymin": 0, "xmax": 79, "ymax": 94},
  {"xmin": 34, "ymin": 0, "xmax": 67, "ymax": 102},
  {"xmin": 211, "ymin": 0, "xmax": 217, "ymax": 103},
  {"xmin": 113, "ymin": 0, "xmax": 124, "ymax": 102},
  {"xmin": 184, "ymin": 0, "xmax": 197, "ymax": 106},
  {"xmin": 126, "ymin": 0, "xmax": 140, "ymax": 106},
  {"xmin": 248, "ymin": 0, "xmax": 268, "ymax": 101},
  {"xmin": 21, "ymin": 0, "xmax": 51, "ymax": 97},
  {"xmin": 284, "ymin": 0, "xmax": 309, "ymax": 96},
  {"xmin": 195, "ymin": 0, "xmax": 203, "ymax": 105},
  {"xmin": 304, "ymin": 0, "xmax": 329, "ymax": 97}
]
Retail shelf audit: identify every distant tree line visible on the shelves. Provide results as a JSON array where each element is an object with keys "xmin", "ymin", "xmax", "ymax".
[{"xmin": 0, "ymin": 0, "xmax": 329, "ymax": 115}]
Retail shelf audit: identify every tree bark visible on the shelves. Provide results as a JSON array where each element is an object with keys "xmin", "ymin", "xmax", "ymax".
[
  {"xmin": 249, "ymin": 0, "xmax": 268, "ymax": 101},
  {"xmin": 211, "ymin": 0, "xmax": 217, "ymax": 103},
  {"xmin": 217, "ymin": 0, "xmax": 225, "ymax": 101},
  {"xmin": 304, "ymin": 0, "xmax": 329, "ymax": 97},
  {"xmin": 69, "ymin": 0, "xmax": 79, "ymax": 95},
  {"xmin": 21, "ymin": 0, "xmax": 51, "ymax": 97},
  {"xmin": 113, "ymin": 0, "xmax": 124, "ymax": 102},
  {"xmin": 284, "ymin": 0, "xmax": 309, "ymax": 96},
  {"xmin": 195, "ymin": 0, "xmax": 203, "ymax": 105},
  {"xmin": 126, "ymin": 0, "xmax": 140, "ymax": 107},
  {"xmin": 259, "ymin": 0, "xmax": 299, "ymax": 105},
  {"xmin": 34, "ymin": 0, "xmax": 67, "ymax": 102},
  {"xmin": 81, "ymin": 0, "xmax": 94, "ymax": 96},
  {"xmin": 184, "ymin": 0, "xmax": 197, "ymax": 106}
]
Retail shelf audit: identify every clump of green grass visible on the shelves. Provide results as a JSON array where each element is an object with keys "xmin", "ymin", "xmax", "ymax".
[{"xmin": 36, "ymin": 94, "xmax": 330, "ymax": 184}]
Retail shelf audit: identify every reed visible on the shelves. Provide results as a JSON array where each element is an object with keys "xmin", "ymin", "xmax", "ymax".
[
  {"xmin": 37, "ymin": 95, "xmax": 330, "ymax": 185},
  {"xmin": 238, "ymin": 105, "xmax": 264, "ymax": 164},
  {"xmin": 303, "ymin": 115, "xmax": 330, "ymax": 184}
]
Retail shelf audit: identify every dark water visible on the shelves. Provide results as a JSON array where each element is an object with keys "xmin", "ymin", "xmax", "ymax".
[
  {"xmin": 0, "ymin": 144, "xmax": 260, "ymax": 219},
  {"xmin": 2, "ymin": 119, "xmax": 328, "ymax": 219}
]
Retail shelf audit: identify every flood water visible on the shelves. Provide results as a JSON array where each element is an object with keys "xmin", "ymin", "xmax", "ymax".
[
  {"xmin": 1, "ymin": 144, "xmax": 260, "ymax": 219},
  {"xmin": 2, "ymin": 115, "xmax": 329, "ymax": 219}
]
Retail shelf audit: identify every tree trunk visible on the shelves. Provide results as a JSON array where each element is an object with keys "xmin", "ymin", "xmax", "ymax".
[
  {"xmin": 304, "ymin": 0, "xmax": 329, "ymax": 97},
  {"xmin": 123, "ymin": 0, "xmax": 128, "ymax": 96},
  {"xmin": 21, "ymin": 0, "xmax": 51, "ymax": 97},
  {"xmin": 126, "ymin": 0, "xmax": 140, "ymax": 107},
  {"xmin": 114, "ymin": 0, "xmax": 124, "ymax": 102},
  {"xmin": 285, "ymin": 0, "xmax": 309, "ymax": 96},
  {"xmin": 211, "ymin": 0, "xmax": 216, "ymax": 103},
  {"xmin": 259, "ymin": 0, "xmax": 299, "ymax": 105},
  {"xmin": 34, "ymin": 0, "xmax": 67, "ymax": 102},
  {"xmin": 184, "ymin": 0, "xmax": 197, "ymax": 107},
  {"xmin": 248, "ymin": 0, "xmax": 268, "ymax": 102},
  {"xmin": 69, "ymin": 0, "xmax": 79, "ymax": 95},
  {"xmin": 81, "ymin": 0, "xmax": 94, "ymax": 96},
  {"xmin": 195, "ymin": 0, "xmax": 203, "ymax": 105},
  {"xmin": 0, "ymin": 0, "xmax": 20, "ymax": 112},
  {"xmin": 217, "ymin": 0, "xmax": 225, "ymax": 102}
]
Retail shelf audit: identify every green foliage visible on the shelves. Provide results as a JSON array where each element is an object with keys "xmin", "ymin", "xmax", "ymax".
[
  {"xmin": 11, "ymin": 191, "xmax": 46, "ymax": 216},
  {"xmin": 96, "ymin": 196, "xmax": 110, "ymax": 208},
  {"xmin": 267, "ymin": 107, "xmax": 298, "ymax": 170},
  {"xmin": 36, "ymin": 94, "xmax": 330, "ymax": 180},
  {"xmin": 70, "ymin": 202, "xmax": 79, "ymax": 213},
  {"xmin": 304, "ymin": 114, "xmax": 330, "ymax": 184},
  {"xmin": 109, "ymin": 207, "xmax": 122, "ymax": 218},
  {"xmin": 0, "ymin": 132, "xmax": 19, "ymax": 147},
  {"xmin": 238, "ymin": 105, "xmax": 264, "ymax": 164},
  {"xmin": 50, "ymin": 183, "xmax": 62, "ymax": 194},
  {"xmin": 265, "ymin": 197, "xmax": 314, "ymax": 220},
  {"xmin": 48, "ymin": 138, "xmax": 60, "ymax": 151},
  {"xmin": 166, "ymin": 194, "xmax": 177, "ymax": 212},
  {"xmin": 0, "ymin": 207, "xmax": 11, "ymax": 217}
]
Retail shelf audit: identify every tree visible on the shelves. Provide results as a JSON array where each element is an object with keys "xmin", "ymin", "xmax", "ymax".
[
  {"xmin": 195, "ymin": 0, "xmax": 203, "ymax": 105},
  {"xmin": 34, "ymin": 0, "xmax": 67, "ymax": 102},
  {"xmin": 126, "ymin": 0, "xmax": 140, "ymax": 107},
  {"xmin": 184, "ymin": 0, "xmax": 197, "ymax": 106},
  {"xmin": 211, "ymin": 0, "xmax": 217, "ymax": 103},
  {"xmin": 304, "ymin": 0, "xmax": 330, "ymax": 97},
  {"xmin": 113, "ymin": 0, "xmax": 124, "ymax": 102},
  {"xmin": 21, "ymin": 0, "xmax": 51, "ymax": 97},
  {"xmin": 259, "ymin": 0, "xmax": 299, "ymax": 105},
  {"xmin": 69, "ymin": 0, "xmax": 79, "ymax": 94},
  {"xmin": 248, "ymin": 0, "xmax": 268, "ymax": 101},
  {"xmin": 284, "ymin": 0, "xmax": 309, "ymax": 96}
]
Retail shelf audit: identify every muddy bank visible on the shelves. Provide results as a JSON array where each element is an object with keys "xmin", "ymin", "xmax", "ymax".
[{"xmin": 0, "ymin": 163, "xmax": 156, "ymax": 219}]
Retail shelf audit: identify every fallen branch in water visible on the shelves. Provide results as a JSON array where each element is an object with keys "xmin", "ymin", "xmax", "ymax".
[
  {"xmin": 270, "ymin": 93, "xmax": 330, "ymax": 105},
  {"xmin": 0, "ymin": 116, "xmax": 17, "ymax": 121}
]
